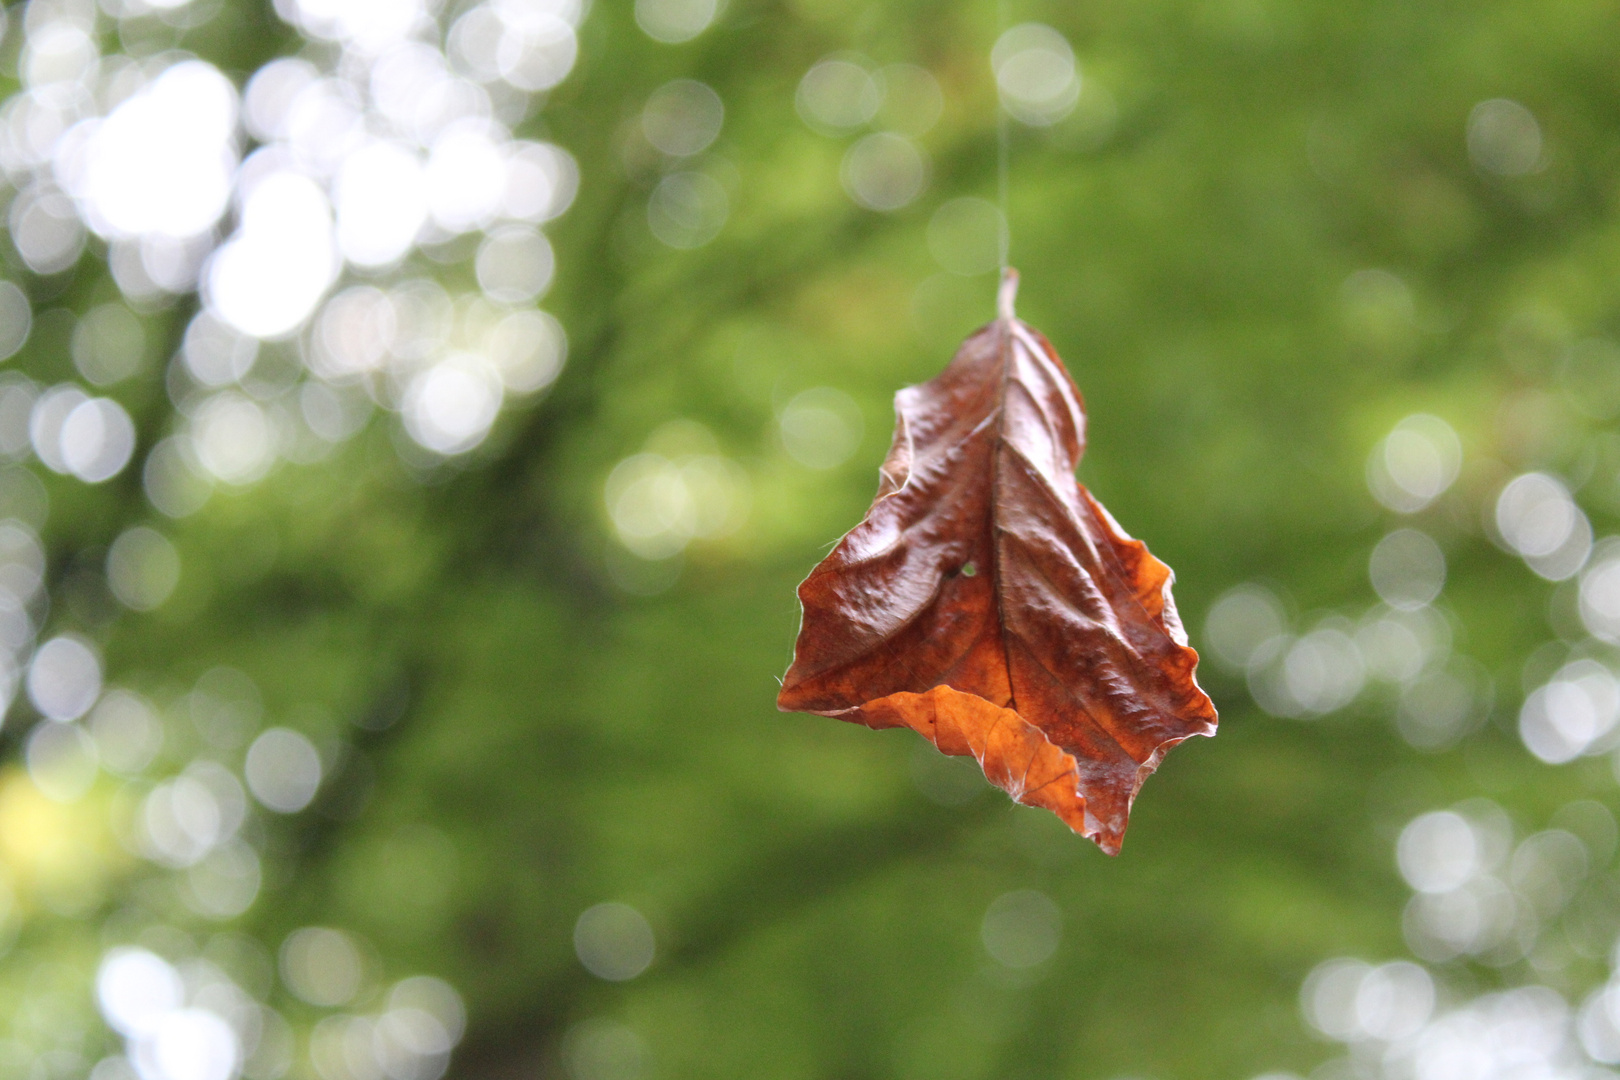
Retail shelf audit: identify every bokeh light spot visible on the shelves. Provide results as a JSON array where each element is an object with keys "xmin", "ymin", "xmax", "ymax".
[
  {"xmin": 245, "ymin": 727, "xmax": 323, "ymax": 813},
  {"xmin": 992, "ymin": 23, "xmax": 1079, "ymax": 126},
  {"xmin": 106, "ymin": 526, "xmax": 181, "ymax": 611},
  {"xmin": 875, "ymin": 63, "xmax": 943, "ymax": 136},
  {"xmin": 60, "ymin": 397, "xmax": 136, "ymax": 482},
  {"xmin": 1366, "ymin": 414, "xmax": 1461, "ymax": 513},
  {"xmin": 191, "ymin": 392, "xmax": 276, "ymax": 486},
  {"xmin": 1204, "ymin": 584, "xmax": 1286, "ymax": 671},
  {"xmin": 88, "ymin": 689, "xmax": 163, "ymax": 775},
  {"xmin": 634, "ymin": 0, "xmax": 718, "ymax": 43},
  {"xmin": 63, "ymin": 60, "xmax": 238, "ymax": 243},
  {"xmin": 0, "ymin": 283, "xmax": 32, "ymax": 362},
  {"xmin": 573, "ymin": 902, "xmax": 655, "ymax": 981},
  {"xmin": 25, "ymin": 720, "xmax": 96, "ymax": 802},
  {"xmin": 981, "ymin": 889, "xmax": 1062, "ymax": 968},
  {"xmin": 779, "ymin": 387, "xmax": 863, "ymax": 470},
  {"xmin": 487, "ymin": 309, "xmax": 566, "ymax": 393},
  {"xmin": 97, "ymin": 948, "xmax": 183, "ymax": 1037},
  {"xmin": 647, "ymin": 171, "xmax": 728, "ymax": 249},
  {"xmin": 1520, "ymin": 661, "xmax": 1619, "ymax": 764},
  {"xmin": 27, "ymin": 635, "xmax": 101, "ymax": 722},
  {"xmin": 70, "ymin": 304, "xmax": 145, "ymax": 386},
  {"xmin": 1468, "ymin": 98, "xmax": 1543, "ymax": 176},
  {"xmin": 1496, "ymin": 472, "xmax": 1591, "ymax": 580},
  {"xmin": 281, "ymin": 926, "xmax": 364, "ymax": 1006},
  {"xmin": 641, "ymin": 79, "xmax": 723, "ymax": 158},
  {"xmin": 840, "ymin": 132, "xmax": 927, "ymax": 212},
  {"xmin": 402, "ymin": 355, "xmax": 504, "ymax": 455},
  {"xmin": 1398, "ymin": 811, "xmax": 1479, "ymax": 893},
  {"xmin": 795, "ymin": 55, "xmax": 882, "ymax": 134},
  {"xmin": 1369, "ymin": 529, "xmax": 1446, "ymax": 610},
  {"xmin": 206, "ymin": 172, "xmax": 339, "ymax": 340},
  {"xmin": 475, "ymin": 226, "xmax": 554, "ymax": 303}
]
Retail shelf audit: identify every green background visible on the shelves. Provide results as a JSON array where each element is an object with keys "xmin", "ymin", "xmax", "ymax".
[{"xmin": 3, "ymin": 0, "xmax": 1619, "ymax": 1076}]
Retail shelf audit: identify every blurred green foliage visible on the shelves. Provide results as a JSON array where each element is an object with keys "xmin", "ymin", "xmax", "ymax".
[{"xmin": 2, "ymin": 0, "xmax": 1620, "ymax": 1077}]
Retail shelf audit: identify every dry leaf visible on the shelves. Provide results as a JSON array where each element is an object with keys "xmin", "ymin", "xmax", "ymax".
[{"xmin": 778, "ymin": 270, "xmax": 1217, "ymax": 854}]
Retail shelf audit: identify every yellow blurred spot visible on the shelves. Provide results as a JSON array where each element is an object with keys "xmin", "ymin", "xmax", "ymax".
[{"xmin": 0, "ymin": 766, "xmax": 115, "ymax": 915}]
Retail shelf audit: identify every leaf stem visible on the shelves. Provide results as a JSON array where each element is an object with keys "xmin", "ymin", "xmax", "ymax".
[{"xmin": 998, "ymin": 267, "xmax": 1019, "ymax": 322}]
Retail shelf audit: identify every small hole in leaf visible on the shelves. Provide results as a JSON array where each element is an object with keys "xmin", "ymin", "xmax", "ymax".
[{"xmin": 961, "ymin": 562, "xmax": 976, "ymax": 577}]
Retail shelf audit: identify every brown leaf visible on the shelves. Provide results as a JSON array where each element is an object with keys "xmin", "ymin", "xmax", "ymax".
[{"xmin": 778, "ymin": 270, "xmax": 1217, "ymax": 854}]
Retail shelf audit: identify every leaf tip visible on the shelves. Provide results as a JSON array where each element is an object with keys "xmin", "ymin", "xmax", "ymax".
[{"xmin": 998, "ymin": 267, "xmax": 1019, "ymax": 322}]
